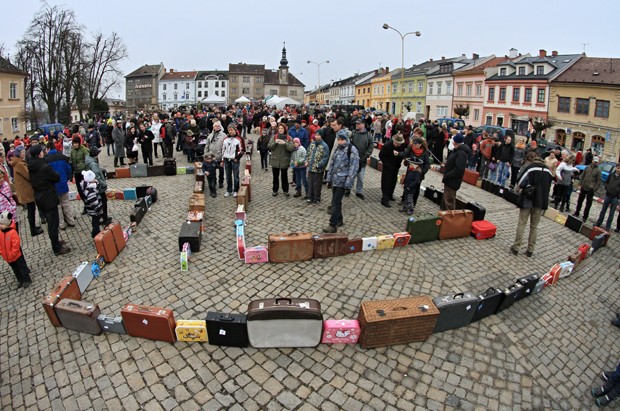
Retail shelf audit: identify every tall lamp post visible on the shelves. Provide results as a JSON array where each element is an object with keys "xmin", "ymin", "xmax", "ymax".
[
  {"xmin": 382, "ymin": 24, "xmax": 420, "ymax": 116},
  {"xmin": 307, "ymin": 60, "xmax": 330, "ymax": 103}
]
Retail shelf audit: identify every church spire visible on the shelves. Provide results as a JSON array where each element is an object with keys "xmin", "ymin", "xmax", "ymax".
[{"xmin": 279, "ymin": 42, "xmax": 289, "ymax": 69}]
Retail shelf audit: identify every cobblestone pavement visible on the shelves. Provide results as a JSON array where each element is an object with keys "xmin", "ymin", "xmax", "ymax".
[{"xmin": 1, "ymin": 133, "xmax": 619, "ymax": 410}]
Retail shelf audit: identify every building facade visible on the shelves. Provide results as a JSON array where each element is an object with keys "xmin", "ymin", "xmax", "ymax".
[
  {"xmin": 0, "ymin": 57, "xmax": 27, "ymax": 137},
  {"xmin": 228, "ymin": 63, "xmax": 265, "ymax": 103},
  {"xmin": 196, "ymin": 71, "xmax": 228, "ymax": 104},
  {"xmin": 263, "ymin": 45, "xmax": 304, "ymax": 102},
  {"xmin": 369, "ymin": 68, "xmax": 392, "ymax": 112},
  {"xmin": 125, "ymin": 64, "xmax": 165, "ymax": 113},
  {"xmin": 547, "ymin": 57, "xmax": 620, "ymax": 161},
  {"xmin": 158, "ymin": 70, "xmax": 198, "ymax": 111},
  {"xmin": 355, "ymin": 75, "xmax": 376, "ymax": 108},
  {"xmin": 425, "ymin": 56, "xmax": 470, "ymax": 121}
]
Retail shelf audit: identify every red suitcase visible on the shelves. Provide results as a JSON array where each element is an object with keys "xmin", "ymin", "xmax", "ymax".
[
  {"xmin": 471, "ymin": 220, "xmax": 497, "ymax": 240},
  {"xmin": 121, "ymin": 303, "xmax": 176, "ymax": 343},
  {"xmin": 94, "ymin": 225, "xmax": 119, "ymax": 263},
  {"xmin": 590, "ymin": 226, "xmax": 609, "ymax": 241},
  {"xmin": 578, "ymin": 243, "xmax": 591, "ymax": 261},
  {"xmin": 393, "ymin": 232, "xmax": 412, "ymax": 247},
  {"xmin": 241, "ymin": 176, "xmax": 251, "ymax": 202},
  {"xmin": 42, "ymin": 276, "xmax": 82, "ymax": 326},
  {"xmin": 347, "ymin": 238, "xmax": 363, "ymax": 254},
  {"xmin": 463, "ymin": 169, "xmax": 479, "ymax": 186}
]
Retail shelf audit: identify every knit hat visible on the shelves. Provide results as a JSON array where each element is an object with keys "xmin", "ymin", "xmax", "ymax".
[
  {"xmin": 293, "ymin": 138, "xmax": 301, "ymax": 145},
  {"xmin": 13, "ymin": 145, "xmax": 25, "ymax": 157},
  {"xmin": 82, "ymin": 170, "xmax": 96, "ymax": 183},
  {"xmin": 336, "ymin": 130, "xmax": 349, "ymax": 141},
  {"xmin": 29, "ymin": 145, "xmax": 43, "ymax": 158},
  {"xmin": 453, "ymin": 134, "xmax": 464, "ymax": 144},
  {"xmin": 593, "ymin": 156, "xmax": 600, "ymax": 162},
  {"xmin": 89, "ymin": 147, "xmax": 100, "ymax": 157},
  {"xmin": 0, "ymin": 211, "xmax": 12, "ymax": 226}
]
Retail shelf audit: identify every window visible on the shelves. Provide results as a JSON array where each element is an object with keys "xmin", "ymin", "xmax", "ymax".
[
  {"xmin": 499, "ymin": 88, "xmax": 506, "ymax": 101},
  {"xmin": 186, "ymin": 83, "xmax": 189, "ymax": 89},
  {"xmin": 231, "ymin": 88, "xmax": 237, "ymax": 94},
  {"xmin": 486, "ymin": 115, "xmax": 493, "ymax": 125},
  {"xmin": 270, "ymin": 89, "xmax": 277, "ymax": 95},
  {"xmin": 174, "ymin": 83, "xmax": 178, "ymax": 90},
  {"xmin": 475, "ymin": 84, "xmax": 482, "ymax": 96},
  {"xmin": 255, "ymin": 88, "xmax": 261, "ymax": 95},
  {"xmin": 512, "ymin": 88, "xmax": 520, "ymax": 101},
  {"xmin": 205, "ymin": 91, "xmax": 209, "ymax": 97},
  {"xmin": 290, "ymin": 90, "xmax": 297, "ymax": 96},
  {"xmin": 474, "ymin": 109, "xmax": 480, "ymax": 121},
  {"xmin": 221, "ymin": 91, "xmax": 225, "ymax": 97},
  {"xmin": 595, "ymin": 100, "xmax": 610, "ymax": 118},
  {"xmin": 242, "ymin": 76, "xmax": 250, "ymax": 83},
  {"xmin": 197, "ymin": 91, "xmax": 202, "ymax": 98},
  {"xmin": 428, "ymin": 82, "xmax": 433, "ymax": 95},
  {"xmin": 221, "ymin": 81, "xmax": 226, "ymax": 87},
  {"xmin": 524, "ymin": 88, "xmax": 532, "ymax": 102},
  {"xmin": 457, "ymin": 84, "xmax": 463, "ymax": 96},
  {"xmin": 256, "ymin": 77, "xmax": 262, "ymax": 83},
  {"xmin": 230, "ymin": 76, "xmax": 237, "ymax": 83},
  {"xmin": 417, "ymin": 80, "xmax": 424, "ymax": 92},
  {"xmin": 436, "ymin": 106, "xmax": 448, "ymax": 117},
  {"xmin": 393, "ymin": 83, "xmax": 397, "ymax": 94},
  {"xmin": 518, "ymin": 67, "xmax": 525, "ymax": 75},
  {"xmin": 466, "ymin": 84, "xmax": 472, "ymax": 96},
  {"xmin": 215, "ymin": 81, "xmax": 219, "ymax": 88},
  {"xmin": 488, "ymin": 87, "xmax": 495, "ymax": 101},
  {"xmin": 416, "ymin": 102, "xmax": 422, "ymax": 112},
  {"xmin": 536, "ymin": 66, "xmax": 544, "ymax": 75},
  {"xmin": 537, "ymin": 89, "xmax": 546, "ymax": 103},
  {"xmin": 173, "ymin": 93, "xmax": 177, "ymax": 100},
  {"xmin": 500, "ymin": 68, "xmax": 507, "ymax": 76},
  {"xmin": 576, "ymin": 98, "xmax": 589, "ymax": 114},
  {"xmin": 408, "ymin": 82, "xmax": 413, "ymax": 92},
  {"xmin": 446, "ymin": 82, "xmax": 452, "ymax": 95},
  {"xmin": 185, "ymin": 92, "xmax": 189, "ymax": 99},
  {"xmin": 163, "ymin": 84, "xmax": 167, "ymax": 91},
  {"xmin": 163, "ymin": 94, "xmax": 166, "ymax": 101},
  {"xmin": 9, "ymin": 83, "xmax": 17, "ymax": 99},
  {"xmin": 558, "ymin": 97, "xmax": 570, "ymax": 113},
  {"xmin": 197, "ymin": 82, "xmax": 202, "ymax": 88},
  {"xmin": 215, "ymin": 91, "xmax": 219, "ymax": 96},
  {"xmin": 242, "ymin": 88, "xmax": 250, "ymax": 94},
  {"xmin": 11, "ymin": 118, "xmax": 18, "ymax": 132},
  {"xmin": 437, "ymin": 82, "xmax": 442, "ymax": 95}
]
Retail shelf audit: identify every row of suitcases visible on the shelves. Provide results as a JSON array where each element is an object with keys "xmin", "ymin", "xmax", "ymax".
[{"xmin": 111, "ymin": 158, "xmax": 195, "ymax": 178}]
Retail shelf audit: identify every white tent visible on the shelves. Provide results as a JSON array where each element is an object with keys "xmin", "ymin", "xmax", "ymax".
[
  {"xmin": 266, "ymin": 96, "xmax": 302, "ymax": 109},
  {"xmin": 234, "ymin": 96, "xmax": 250, "ymax": 103},
  {"xmin": 202, "ymin": 95, "xmax": 227, "ymax": 105}
]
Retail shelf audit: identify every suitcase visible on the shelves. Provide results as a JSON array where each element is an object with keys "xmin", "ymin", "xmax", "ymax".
[
  {"xmin": 544, "ymin": 207, "xmax": 559, "ymax": 221},
  {"xmin": 146, "ymin": 186, "xmax": 158, "ymax": 203},
  {"xmin": 195, "ymin": 169, "xmax": 204, "ymax": 182},
  {"xmin": 377, "ymin": 161, "xmax": 383, "ymax": 172},
  {"xmin": 495, "ymin": 283, "xmax": 525, "ymax": 313},
  {"xmin": 188, "ymin": 193, "xmax": 205, "ymax": 212},
  {"xmin": 247, "ymin": 298, "xmax": 323, "ymax": 348},
  {"xmin": 130, "ymin": 163, "xmax": 147, "ymax": 178},
  {"xmin": 187, "ymin": 211, "xmax": 204, "ymax": 222},
  {"xmin": 164, "ymin": 158, "xmax": 177, "ymax": 176},
  {"xmin": 123, "ymin": 188, "xmax": 137, "ymax": 201},
  {"xmin": 147, "ymin": 165, "xmax": 164, "ymax": 177},
  {"xmin": 105, "ymin": 222, "xmax": 126, "ymax": 254},
  {"xmin": 423, "ymin": 185, "xmax": 443, "ymax": 205},
  {"xmin": 236, "ymin": 186, "xmax": 249, "ymax": 211},
  {"xmin": 455, "ymin": 197, "xmax": 468, "ymax": 210},
  {"xmin": 497, "ymin": 185, "xmax": 507, "ymax": 198},
  {"xmin": 568, "ymin": 250, "xmax": 582, "ymax": 267},
  {"xmin": 312, "ymin": 234, "xmax": 348, "ymax": 258},
  {"xmin": 121, "ymin": 304, "xmax": 176, "ymax": 343},
  {"xmin": 465, "ymin": 202, "xmax": 486, "ymax": 221},
  {"xmin": 517, "ymin": 274, "xmax": 540, "ymax": 297},
  {"xmin": 393, "ymin": 232, "xmax": 412, "ymax": 247},
  {"xmin": 491, "ymin": 182, "xmax": 502, "ymax": 196},
  {"xmin": 94, "ymin": 226, "xmax": 118, "ymax": 263},
  {"xmin": 377, "ymin": 235, "xmax": 396, "ymax": 250},
  {"xmin": 106, "ymin": 189, "xmax": 116, "ymax": 200},
  {"xmin": 176, "ymin": 166, "xmax": 186, "ymax": 175},
  {"xmin": 205, "ymin": 312, "xmax": 249, "ymax": 347},
  {"xmin": 591, "ymin": 226, "xmax": 610, "ymax": 243},
  {"xmin": 481, "ymin": 179, "xmax": 491, "ymax": 192},
  {"xmin": 580, "ymin": 224, "xmax": 593, "ymax": 239},
  {"xmin": 463, "ymin": 169, "xmax": 479, "ymax": 186},
  {"xmin": 544, "ymin": 264, "xmax": 562, "ymax": 286},
  {"xmin": 321, "ymin": 319, "xmax": 360, "ymax": 344},
  {"xmin": 503, "ymin": 189, "xmax": 519, "ymax": 206},
  {"xmin": 114, "ymin": 191, "xmax": 124, "ymax": 200},
  {"xmin": 106, "ymin": 170, "xmax": 116, "ymax": 179},
  {"xmin": 180, "ymin": 242, "xmax": 191, "ymax": 271},
  {"xmin": 347, "ymin": 238, "xmax": 363, "ymax": 254},
  {"xmin": 42, "ymin": 276, "xmax": 82, "ymax": 326},
  {"xmin": 115, "ymin": 167, "xmax": 131, "ymax": 178},
  {"xmin": 592, "ymin": 233, "xmax": 606, "ymax": 252},
  {"xmin": 241, "ymin": 176, "xmax": 251, "ymax": 202},
  {"xmin": 130, "ymin": 203, "xmax": 147, "ymax": 225},
  {"xmin": 186, "ymin": 165, "xmax": 195, "ymax": 174},
  {"xmin": 470, "ymin": 288, "xmax": 504, "ymax": 323},
  {"xmin": 432, "ymin": 292, "xmax": 480, "ymax": 333},
  {"xmin": 362, "ymin": 236, "xmax": 378, "ymax": 251},
  {"xmin": 175, "ymin": 320, "xmax": 208, "ymax": 342},
  {"xmin": 245, "ymin": 160, "xmax": 252, "ymax": 175},
  {"xmin": 194, "ymin": 181, "xmax": 204, "ymax": 194},
  {"xmin": 267, "ymin": 232, "xmax": 314, "ymax": 263},
  {"xmin": 135, "ymin": 185, "xmax": 152, "ymax": 198},
  {"xmin": 438, "ymin": 210, "xmax": 474, "ymax": 240},
  {"xmin": 179, "ymin": 221, "xmax": 202, "ymax": 252},
  {"xmin": 578, "ymin": 243, "xmax": 592, "ymax": 260},
  {"xmin": 554, "ymin": 214, "xmax": 567, "ymax": 225},
  {"xmin": 358, "ymin": 296, "xmax": 439, "ymax": 348},
  {"xmin": 144, "ymin": 195, "xmax": 153, "ymax": 209},
  {"xmin": 471, "ymin": 220, "xmax": 497, "ymax": 240},
  {"xmin": 245, "ymin": 246, "xmax": 269, "ymax": 264},
  {"xmin": 369, "ymin": 156, "xmax": 379, "ymax": 170},
  {"xmin": 406, "ymin": 215, "xmax": 442, "ymax": 244},
  {"xmin": 194, "ymin": 162, "xmax": 203, "ymax": 172},
  {"xmin": 533, "ymin": 278, "xmax": 547, "ymax": 294},
  {"xmin": 71, "ymin": 261, "xmax": 92, "ymax": 294},
  {"xmin": 97, "ymin": 315, "xmax": 127, "ymax": 334},
  {"xmin": 55, "ymin": 299, "xmax": 102, "ymax": 335},
  {"xmin": 237, "ymin": 226, "xmax": 246, "ymax": 260},
  {"xmin": 565, "ymin": 214, "xmax": 583, "ymax": 233},
  {"xmin": 235, "ymin": 205, "xmax": 246, "ymax": 223},
  {"xmin": 558, "ymin": 261, "xmax": 575, "ymax": 278}
]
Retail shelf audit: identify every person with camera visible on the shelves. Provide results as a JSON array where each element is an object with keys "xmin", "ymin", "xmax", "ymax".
[{"xmin": 510, "ymin": 151, "xmax": 553, "ymax": 257}]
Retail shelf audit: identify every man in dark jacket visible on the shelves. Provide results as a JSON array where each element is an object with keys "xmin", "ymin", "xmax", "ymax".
[
  {"xmin": 28, "ymin": 145, "xmax": 70, "ymax": 256},
  {"xmin": 510, "ymin": 152, "xmax": 553, "ymax": 257},
  {"xmin": 595, "ymin": 163, "xmax": 620, "ymax": 231},
  {"xmin": 441, "ymin": 134, "xmax": 471, "ymax": 210},
  {"xmin": 86, "ymin": 124, "xmax": 101, "ymax": 148},
  {"xmin": 45, "ymin": 142, "xmax": 75, "ymax": 230},
  {"xmin": 378, "ymin": 133, "xmax": 406, "ymax": 207},
  {"xmin": 574, "ymin": 156, "xmax": 602, "ymax": 222},
  {"xmin": 496, "ymin": 136, "xmax": 515, "ymax": 186},
  {"xmin": 349, "ymin": 119, "xmax": 374, "ymax": 199}
]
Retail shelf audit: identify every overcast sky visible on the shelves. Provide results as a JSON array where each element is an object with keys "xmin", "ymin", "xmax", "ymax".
[{"xmin": 3, "ymin": 0, "xmax": 619, "ymax": 98}]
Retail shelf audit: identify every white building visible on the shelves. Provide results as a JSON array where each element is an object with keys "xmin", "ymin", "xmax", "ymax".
[
  {"xmin": 339, "ymin": 71, "xmax": 375, "ymax": 105},
  {"xmin": 158, "ymin": 70, "xmax": 198, "ymax": 111},
  {"xmin": 195, "ymin": 71, "xmax": 228, "ymax": 103},
  {"xmin": 425, "ymin": 56, "xmax": 470, "ymax": 120}
]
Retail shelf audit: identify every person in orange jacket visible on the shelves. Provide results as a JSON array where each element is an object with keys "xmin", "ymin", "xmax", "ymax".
[{"xmin": 0, "ymin": 211, "xmax": 32, "ymax": 288}]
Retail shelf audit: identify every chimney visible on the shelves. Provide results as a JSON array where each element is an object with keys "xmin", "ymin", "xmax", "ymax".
[
  {"xmin": 170, "ymin": 69, "xmax": 175, "ymax": 74},
  {"xmin": 509, "ymin": 48, "xmax": 518, "ymax": 58},
  {"xmin": 472, "ymin": 53, "xmax": 479, "ymax": 60},
  {"xmin": 539, "ymin": 49, "xmax": 547, "ymax": 58},
  {"xmin": 441, "ymin": 56, "xmax": 445, "ymax": 60},
  {"xmin": 429, "ymin": 58, "xmax": 433, "ymax": 62},
  {"xmin": 552, "ymin": 50, "xmax": 558, "ymax": 57},
  {"xmin": 374, "ymin": 69, "xmax": 378, "ymax": 75},
  {"xmin": 386, "ymin": 67, "xmax": 389, "ymax": 73}
]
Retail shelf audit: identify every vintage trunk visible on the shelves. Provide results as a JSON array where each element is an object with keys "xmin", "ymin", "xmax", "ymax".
[
  {"xmin": 312, "ymin": 234, "xmax": 348, "ymax": 258},
  {"xmin": 179, "ymin": 221, "xmax": 202, "ymax": 252},
  {"xmin": 267, "ymin": 232, "xmax": 314, "ymax": 263},
  {"xmin": 55, "ymin": 299, "xmax": 102, "ymax": 335}
]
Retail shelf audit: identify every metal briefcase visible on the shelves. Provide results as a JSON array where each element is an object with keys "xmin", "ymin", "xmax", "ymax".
[{"xmin": 97, "ymin": 315, "xmax": 127, "ymax": 334}]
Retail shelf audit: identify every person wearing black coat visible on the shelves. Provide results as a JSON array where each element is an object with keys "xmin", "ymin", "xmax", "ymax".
[
  {"xmin": 138, "ymin": 122, "xmax": 154, "ymax": 166},
  {"xmin": 27, "ymin": 145, "xmax": 70, "ymax": 256},
  {"xmin": 397, "ymin": 136, "xmax": 430, "ymax": 214},
  {"xmin": 441, "ymin": 135, "xmax": 471, "ymax": 210},
  {"xmin": 378, "ymin": 134, "xmax": 406, "ymax": 207}
]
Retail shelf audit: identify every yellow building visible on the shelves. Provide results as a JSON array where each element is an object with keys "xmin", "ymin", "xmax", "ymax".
[
  {"xmin": 369, "ymin": 68, "xmax": 392, "ymax": 112},
  {"xmin": 548, "ymin": 57, "xmax": 620, "ymax": 162},
  {"xmin": 355, "ymin": 77, "xmax": 373, "ymax": 108},
  {"xmin": 0, "ymin": 57, "xmax": 27, "ymax": 138}
]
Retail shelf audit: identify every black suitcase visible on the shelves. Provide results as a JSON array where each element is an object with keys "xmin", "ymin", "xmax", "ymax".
[
  {"xmin": 565, "ymin": 214, "xmax": 583, "ymax": 233},
  {"xmin": 491, "ymin": 182, "xmax": 502, "ymax": 196},
  {"xmin": 130, "ymin": 201, "xmax": 147, "ymax": 225},
  {"xmin": 136, "ymin": 185, "xmax": 152, "ymax": 198},
  {"xmin": 205, "ymin": 312, "xmax": 249, "ymax": 347},
  {"xmin": 471, "ymin": 287, "xmax": 504, "ymax": 323},
  {"xmin": 424, "ymin": 186, "xmax": 443, "ymax": 205},
  {"xmin": 481, "ymin": 179, "xmax": 490, "ymax": 192},
  {"xmin": 495, "ymin": 283, "xmax": 525, "ymax": 313},
  {"xmin": 516, "ymin": 274, "xmax": 540, "ymax": 298},
  {"xmin": 503, "ymin": 189, "xmax": 519, "ymax": 205},
  {"xmin": 465, "ymin": 202, "xmax": 486, "ymax": 221},
  {"xmin": 164, "ymin": 158, "xmax": 177, "ymax": 176},
  {"xmin": 369, "ymin": 156, "xmax": 379, "ymax": 170},
  {"xmin": 179, "ymin": 221, "xmax": 201, "ymax": 252},
  {"xmin": 591, "ymin": 233, "xmax": 606, "ymax": 252},
  {"xmin": 432, "ymin": 292, "xmax": 480, "ymax": 333},
  {"xmin": 146, "ymin": 187, "xmax": 158, "ymax": 203}
]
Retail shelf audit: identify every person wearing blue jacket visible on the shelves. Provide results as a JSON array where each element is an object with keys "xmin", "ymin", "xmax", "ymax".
[
  {"xmin": 45, "ymin": 142, "xmax": 75, "ymax": 230},
  {"xmin": 288, "ymin": 120, "xmax": 309, "ymax": 149}
]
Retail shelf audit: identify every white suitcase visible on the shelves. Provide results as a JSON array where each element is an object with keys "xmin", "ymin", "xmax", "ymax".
[
  {"xmin": 71, "ymin": 261, "xmax": 92, "ymax": 294},
  {"xmin": 362, "ymin": 237, "xmax": 377, "ymax": 251}
]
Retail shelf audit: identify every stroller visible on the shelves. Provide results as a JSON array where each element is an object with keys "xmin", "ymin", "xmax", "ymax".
[{"xmin": 195, "ymin": 133, "xmax": 208, "ymax": 162}]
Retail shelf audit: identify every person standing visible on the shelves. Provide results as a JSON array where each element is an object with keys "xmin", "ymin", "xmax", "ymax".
[
  {"xmin": 27, "ymin": 145, "xmax": 70, "ymax": 256},
  {"xmin": 138, "ymin": 122, "xmax": 154, "ymax": 166},
  {"xmin": 44, "ymin": 142, "xmax": 75, "ymax": 230},
  {"xmin": 205, "ymin": 121, "xmax": 226, "ymax": 188},
  {"xmin": 441, "ymin": 134, "xmax": 471, "ymax": 210},
  {"xmin": 323, "ymin": 130, "xmax": 359, "ymax": 233},
  {"xmin": 305, "ymin": 131, "xmax": 329, "ymax": 204},
  {"xmin": 510, "ymin": 152, "xmax": 553, "ymax": 257},
  {"xmin": 595, "ymin": 163, "xmax": 620, "ymax": 231},
  {"xmin": 378, "ymin": 133, "xmax": 406, "ymax": 207},
  {"xmin": 112, "ymin": 119, "xmax": 126, "ymax": 167},
  {"xmin": 554, "ymin": 155, "xmax": 578, "ymax": 212},
  {"xmin": 163, "ymin": 117, "xmax": 175, "ymax": 158},
  {"xmin": 573, "ymin": 156, "xmax": 602, "ymax": 222},
  {"xmin": 150, "ymin": 114, "xmax": 164, "ymax": 158},
  {"xmin": 496, "ymin": 136, "xmax": 514, "ymax": 187},
  {"xmin": 288, "ymin": 119, "xmax": 309, "ymax": 149},
  {"xmin": 10, "ymin": 146, "xmax": 43, "ymax": 237},
  {"xmin": 290, "ymin": 138, "xmax": 308, "ymax": 198},
  {"xmin": 85, "ymin": 147, "xmax": 111, "ymax": 226},
  {"xmin": 69, "ymin": 136, "xmax": 90, "ymax": 215},
  {"xmin": 267, "ymin": 123, "xmax": 294, "ymax": 197},
  {"xmin": 0, "ymin": 211, "xmax": 32, "ymax": 288},
  {"xmin": 479, "ymin": 132, "xmax": 494, "ymax": 178},
  {"xmin": 398, "ymin": 136, "xmax": 430, "ymax": 215},
  {"xmin": 80, "ymin": 170, "xmax": 103, "ymax": 238},
  {"xmin": 510, "ymin": 139, "xmax": 527, "ymax": 189},
  {"xmin": 221, "ymin": 124, "xmax": 244, "ymax": 198},
  {"xmin": 257, "ymin": 129, "xmax": 270, "ymax": 171},
  {"xmin": 349, "ymin": 119, "xmax": 374, "ymax": 200}
]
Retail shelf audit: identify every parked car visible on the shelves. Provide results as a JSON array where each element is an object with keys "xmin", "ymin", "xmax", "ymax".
[
  {"xmin": 36, "ymin": 123, "xmax": 65, "ymax": 138},
  {"xmin": 436, "ymin": 117, "xmax": 465, "ymax": 131},
  {"xmin": 473, "ymin": 125, "xmax": 515, "ymax": 142},
  {"xmin": 576, "ymin": 161, "xmax": 616, "ymax": 183}
]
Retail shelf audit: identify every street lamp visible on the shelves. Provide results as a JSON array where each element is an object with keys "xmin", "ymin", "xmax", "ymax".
[
  {"xmin": 382, "ymin": 24, "xmax": 421, "ymax": 116},
  {"xmin": 307, "ymin": 60, "xmax": 330, "ymax": 91}
]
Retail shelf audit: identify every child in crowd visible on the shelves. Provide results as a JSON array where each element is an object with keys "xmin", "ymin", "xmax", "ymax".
[
  {"xmin": 202, "ymin": 152, "xmax": 218, "ymax": 198},
  {"xmin": 81, "ymin": 170, "xmax": 102, "ymax": 237},
  {"xmin": 0, "ymin": 211, "xmax": 32, "ymax": 289},
  {"xmin": 468, "ymin": 143, "xmax": 480, "ymax": 171}
]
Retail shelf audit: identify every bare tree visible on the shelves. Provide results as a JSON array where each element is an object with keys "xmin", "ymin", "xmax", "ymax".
[{"xmin": 85, "ymin": 32, "xmax": 127, "ymax": 115}]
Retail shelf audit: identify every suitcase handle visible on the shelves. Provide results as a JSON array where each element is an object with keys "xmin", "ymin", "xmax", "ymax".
[
  {"xmin": 275, "ymin": 298, "xmax": 292, "ymax": 305},
  {"xmin": 453, "ymin": 293, "xmax": 464, "ymax": 299},
  {"xmin": 218, "ymin": 314, "xmax": 235, "ymax": 322},
  {"xmin": 66, "ymin": 301, "xmax": 84, "ymax": 308}
]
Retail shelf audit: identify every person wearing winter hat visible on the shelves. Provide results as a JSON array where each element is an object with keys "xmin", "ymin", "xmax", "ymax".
[
  {"xmin": 0, "ymin": 211, "xmax": 32, "ymax": 288},
  {"xmin": 45, "ymin": 141, "xmax": 76, "ymax": 230},
  {"xmin": 10, "ymin": 145, "xmax": 43, "ymax": 237},
  {"xmin": 205, "ymin": 121, "xmax": 226, "ymax": 188},
  {"xmin": 81, "ymin": 170, "xmax": 103, "ymax": 237},
  {"xmin": 70, "ymin": 136, "xmax": 90, "ymax": 214},
  {"xmin": 202, "ymin": 152, "xmax": 218, "ymax": 198},
  {"xmin": 267, "ymin": 123, "xmax": 294, "ymax": 197},
  {"xmin": 221, "ymin": 124, "xmax": 244, "ymax": 197},
  {"xmin": 84, "ymin": 146, "xmax": 111, "ymax": 226},
  {"xmin": 441, "ymin": 132, "xmax": 471, "ymax": 211},
  {"xmin": 290, "ymin": 137, "xmax": 308, "ymax": 198}
]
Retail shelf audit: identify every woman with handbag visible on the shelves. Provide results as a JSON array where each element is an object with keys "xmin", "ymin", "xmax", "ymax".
[
  {"xmin": 125, "ymin": 125, "xmax": 139, "ymax": 166},
  {"xmin": 398, "ymin": 136, "xmax": 430, "ymax": 215}
]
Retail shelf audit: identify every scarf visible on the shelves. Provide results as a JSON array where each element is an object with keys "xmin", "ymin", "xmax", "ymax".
[{"xmin": 413, "ymin": 147, "xmax": 424, "ymax": 157}]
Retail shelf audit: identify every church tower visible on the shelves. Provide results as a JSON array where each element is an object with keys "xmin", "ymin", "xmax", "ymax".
[{"xmin": 279, "ymin": 42, "xmax": 288, "ymax": 84}]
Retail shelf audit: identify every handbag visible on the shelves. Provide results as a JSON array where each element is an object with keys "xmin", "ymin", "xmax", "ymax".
[
  {"xmin": 487, "ymin": 161, "xmax": 496, "ymax": 171},
  {"xmin": 132, "ymin": 140, "xmax": 139, "ymax": 152}
]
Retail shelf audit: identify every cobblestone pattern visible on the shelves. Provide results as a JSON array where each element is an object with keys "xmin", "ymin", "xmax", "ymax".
[{"xmin": 1, "ymin": 137, "xmax": 619, "ymax": 410}]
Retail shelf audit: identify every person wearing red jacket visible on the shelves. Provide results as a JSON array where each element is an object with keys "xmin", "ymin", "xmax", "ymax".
[{"xmin": 0, "ymin": 211, "xmax": 32, "ymax": 288}]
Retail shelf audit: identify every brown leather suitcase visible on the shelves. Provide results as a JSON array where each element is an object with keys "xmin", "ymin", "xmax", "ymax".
[
  {"xmin": 115, "ymin": 167, "xmax": 130, "ymax": 178},
  {"xmin": 188, "ymin": 193, "xmax": 205, "ymax": 212},
  {"xmin": 358, "ymin": 296, "xmax": 439, "ymax": 348},
  {"xmin": 237, "ymin": 186, "xmax": 249, "ymax": 211},
  {"xmin": 42, "ymin": 276, "xmax": 82, "ymax": 326},
  {"xmin": 313, "ymin": 234, "xmax": 348, "ymax": 258},
  {"xmin": 347, "ymin": 238, "xmax": 363, "ymax": 254},
  {"xmin": 94, "ymin": 225, "xmax": 119, "ymax": 263},
  {"xmin": 194, "ymin": 181, "xmax": 204, "ymax": 194},
  {"xmin": 105, "ymin": 222, "xmax": 126, "ymax": 254},
  {"xmin": 438, "ymin": 209, "xmax": 474, "ymax": 240},
  {"xmin": 463, "ymin": 169, "xmax": 479, "ymax": 185},
  {"xmin": 241, "ymin": 176, "xmax": 251, "ymax": 202},
  {"xmin": 55, "ymin": 299, "xmax": 102, "ymax": 335},
  {"xmin": 121, "ymin": 303, "xmax": 176, "ymax": 343},
  {"xmin": 268, "ymin": 232, "xmax": 314, "ymax": 263},
  {"xmin": 194, "ymin": 162, "xmax": 203, "ymax": 173}
]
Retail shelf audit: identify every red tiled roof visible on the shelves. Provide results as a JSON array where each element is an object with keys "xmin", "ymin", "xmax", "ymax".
[{"xmin": 554, "ymin": 57, "xmax": 620, "ymax": 86}]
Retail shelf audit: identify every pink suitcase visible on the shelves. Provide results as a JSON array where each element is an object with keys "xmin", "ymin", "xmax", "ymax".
[
  {"xmin": 245, "ymin": 246, "xmax": 268, "ymax": 264},
  {"xmin": 393, "ymin": 232, "xmax": 412, "ymax": 247},
  {"xmin": 321, "ymin": 319, "xmax": 360, "ymax": 344}
]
